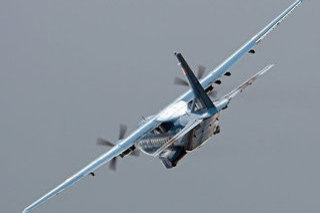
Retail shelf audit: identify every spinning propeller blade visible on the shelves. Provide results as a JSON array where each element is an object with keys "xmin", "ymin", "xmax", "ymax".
[
  {"xmin": 109, "ymin": 158, "xmax": 117, "ymax": 171},
  {"xmin": 208, "ymin": 90, "xmax": 218, "ymax": 99},
  {"xmin": 174, "ymin": 65, "xmax": 206, "ymax": 87},
  {"xmin": 119, "ymin": 124, "xmax": 127, "ymax": 140},
  {"xmin": 174, "ymin": 77, "xmax": 189, "ymax": 86},
  {"xmin": 196, "ymin": 65, "xmax": 206, "ymax": 79},
  {"xmin": 131, "ymin": 149, "xmax": 140, "ymax": 157},
  {"xmin": 96, "ymin": 124, "xmax": 139, "ymax": 171},
  {"xmin": 96, "ymin": 138, "xmax": 114, "ymax": 147}
]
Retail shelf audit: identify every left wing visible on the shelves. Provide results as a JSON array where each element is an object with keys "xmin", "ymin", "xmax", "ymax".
[{"xmin": 23, "ymin": 118, "xmax": 160, "ymax": 213}]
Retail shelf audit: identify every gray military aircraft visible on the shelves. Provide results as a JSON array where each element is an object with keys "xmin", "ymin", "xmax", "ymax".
[{"xmin": 23, "ymin": 0, "xmax": 304, "ymax": 212}]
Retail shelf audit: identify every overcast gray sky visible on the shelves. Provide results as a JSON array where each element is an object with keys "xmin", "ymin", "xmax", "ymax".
[{"xmin": 1, "ymin": 0, "xmax": 319, "ymax": 212}]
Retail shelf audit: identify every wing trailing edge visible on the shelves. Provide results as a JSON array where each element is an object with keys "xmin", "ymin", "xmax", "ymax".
[{"xmin": 222, "ymin": 64, "xmax": 275, "ymax": 102}]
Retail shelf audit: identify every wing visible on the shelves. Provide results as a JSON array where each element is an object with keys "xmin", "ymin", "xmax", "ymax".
[
  {"xmin": 221, "ymin": 64, "xmax": 274, "ymax": 102},
  {"xmin": 200, "ymin": 0, "xmax": 303, "ymax": 88},
  {"xmin": 23, "ymin": 118, "xmax": 160, "ymax": 213}
]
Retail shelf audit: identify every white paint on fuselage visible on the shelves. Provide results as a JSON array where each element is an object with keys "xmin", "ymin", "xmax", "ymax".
[{"xmin": 157, "ymin": 101, "xmax": 188, "ymax": 122}]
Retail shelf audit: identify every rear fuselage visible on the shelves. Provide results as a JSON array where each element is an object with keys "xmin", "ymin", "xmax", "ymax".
[{"xmin": 136, "ymin": 101, "xmax": 221, "ymax": 168}]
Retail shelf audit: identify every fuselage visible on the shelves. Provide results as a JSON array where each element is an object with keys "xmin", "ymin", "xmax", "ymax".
[
  {"xmin": 132, "ymin": 27, "xmax": 259, "ymax": 169},
  {"xmin": 136, "ymin": 99, "xmax": 222, "ymax": 168}
]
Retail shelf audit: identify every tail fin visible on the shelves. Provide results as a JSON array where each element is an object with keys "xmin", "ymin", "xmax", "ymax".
[{"xmin": 175, "ymin": 52, "xmax": 217, "ymax": 111}]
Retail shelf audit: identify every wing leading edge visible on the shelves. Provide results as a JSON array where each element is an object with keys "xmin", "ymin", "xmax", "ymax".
[
  {"xmin": 197, "ymin": 0, "xmax": 303, "ymax": 93},
  {"xmin": 23, "ymin": 118, "xmax": 160, "ymax": 213}
]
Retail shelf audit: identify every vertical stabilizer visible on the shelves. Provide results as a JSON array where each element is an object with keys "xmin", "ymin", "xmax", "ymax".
[{"xmin": 175, "ymin": 52, "xmax": 217, "ymax": 111}]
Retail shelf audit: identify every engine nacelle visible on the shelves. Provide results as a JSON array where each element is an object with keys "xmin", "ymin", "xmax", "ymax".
[
  {"xmin": 159, "ymin": 147, "xmax": 187, "ymax": 169},
  {"xmin": 119, "ymin": 145, "xmax": 136, "ymax": 158}
]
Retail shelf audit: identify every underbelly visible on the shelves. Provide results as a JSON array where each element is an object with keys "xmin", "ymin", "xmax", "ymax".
[{"xmin": 186, "ymin": 112, "xmax": 220, "ymax": 151}]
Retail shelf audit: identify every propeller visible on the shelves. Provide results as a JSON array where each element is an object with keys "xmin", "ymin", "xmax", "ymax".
[
  {"xmin": 96, "ymin": 137, "xmax": 118, "ymax": 171},
  {"xmin": 174, "ymin": 65, "xmax": 207, "ymax": 87},
  {"xmin": 173, "ymin": 77, "xmax": 189, "ymax": 86},
  {"xmin": 130, "ymin": 149, "xmax": 140, "ymax": 157},
  {"xmin": 96, "ymin": 124, "xmax": 139, "ymax": 171},
  {"xmin": 109, "ymin": 157, "xmax": 117, "ymax": 171},
  {"xmin": 196, "ymin": 65, "xmax": 206, "ymax": 79},
  {"xmin": 208, "ymin": 90, "xmax": 218, "ymax": 99},
  {"xmin": 174, "ymin": 65, "xmax": 219, "ymax": 99},
  {"xmin": 96, "ymin": 138, "xmax": 114, "ymax": 147},
  {"xmin": 118, "ymin": 124, "xmax": 127, "ymax": 140}
]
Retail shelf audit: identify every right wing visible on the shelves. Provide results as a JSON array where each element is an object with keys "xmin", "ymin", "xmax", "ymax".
[
  {"xmin": 199, "ymin": 0, "xmax": 303, "ymax": 89},
  {"xmin": 23, "ymin": 118, "xmax": 160, "ymax": 213}
]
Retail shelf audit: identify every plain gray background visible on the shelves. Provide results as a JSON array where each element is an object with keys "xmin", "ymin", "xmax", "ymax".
[{"xmin": 1, "ymin": 0, "xmax": 319, "ymax": 212}]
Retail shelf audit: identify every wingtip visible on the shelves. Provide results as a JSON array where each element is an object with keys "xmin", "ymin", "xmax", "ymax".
[
  {"xmin": 268, "ymin": 64, "xmax": 275, "ymax": 69},
  {"xmin": 259, "ymin": 64, "xmax": 275, "ymax": 75}
]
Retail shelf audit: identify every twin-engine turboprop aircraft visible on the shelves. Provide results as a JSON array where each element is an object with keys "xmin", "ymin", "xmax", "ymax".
[{"xmin": 23, "ymin": 0, "xmax": 305, "ymax": 212}]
